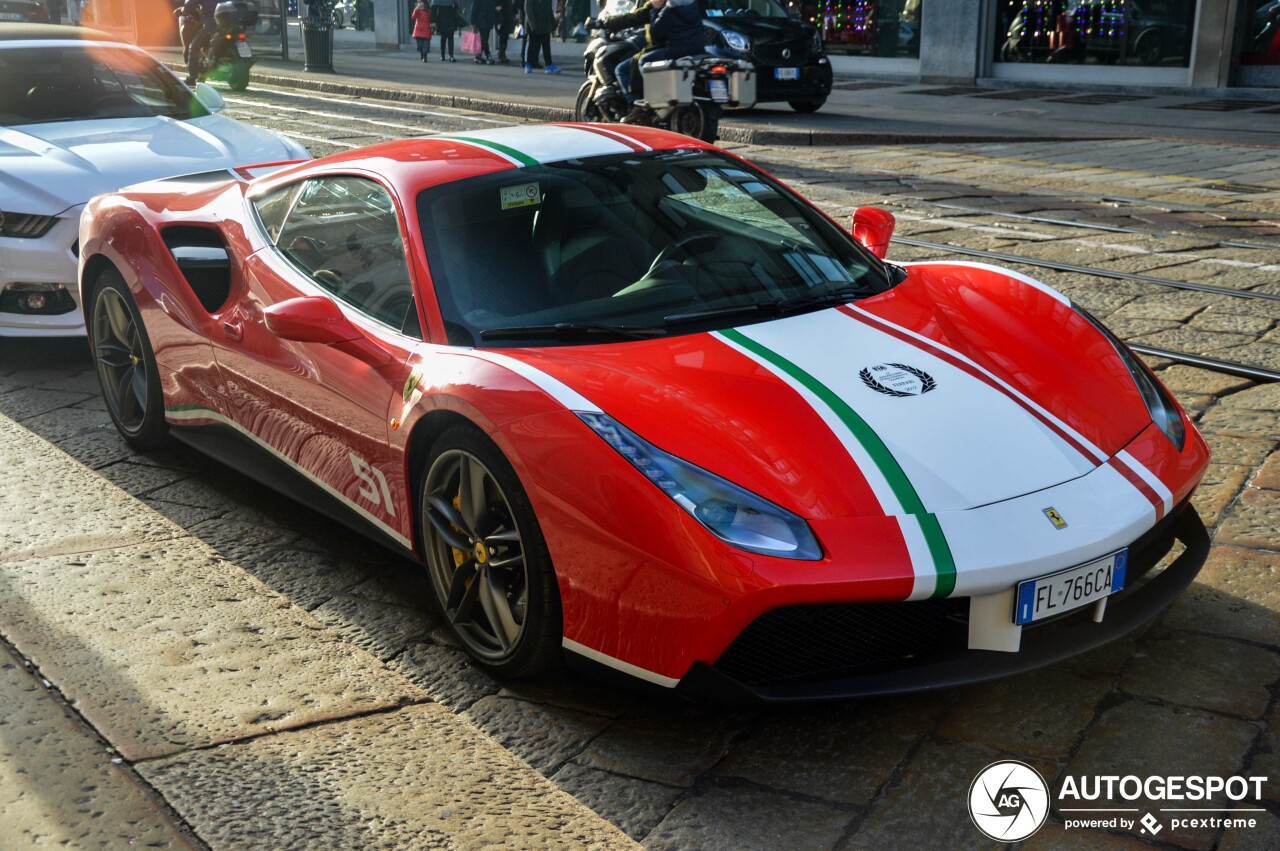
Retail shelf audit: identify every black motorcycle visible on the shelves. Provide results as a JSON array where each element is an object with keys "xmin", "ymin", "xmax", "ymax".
[
  {"xmin": 196, "ymin": 1, "xmax": 259, "ymax": 91},
  {"xmin": 573, "ymin": 26, "xmax": 754, "ymax": 144}
]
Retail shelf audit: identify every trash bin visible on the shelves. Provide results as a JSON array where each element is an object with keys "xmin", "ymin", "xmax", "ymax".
[{"xmin": 301, "ymin": 19, "xmax": 334, "ymax": 72}]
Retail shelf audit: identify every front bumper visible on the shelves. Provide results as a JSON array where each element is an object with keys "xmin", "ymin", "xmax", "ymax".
[
  {"xmin": 0, "ymin": 208, "xmax": 84, "ymax": 337},
  {"xmin": 752, "ymin": 59, "xmax": 833, "ymax": 103},
  {"xmin": 676, "ymin": 503, "xmax": 1209, "ymax": 702}
]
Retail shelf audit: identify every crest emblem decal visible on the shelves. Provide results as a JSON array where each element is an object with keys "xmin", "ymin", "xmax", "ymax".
[
  {"xmin": 859, "ymin": 363, "xmax": 936, "ymax": 397},
  {"xmin": 1043, "ymin": 507, "xmax": 1067, "ymax": 530}
]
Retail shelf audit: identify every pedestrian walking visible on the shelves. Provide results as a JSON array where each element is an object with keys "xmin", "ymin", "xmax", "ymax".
[
  {"xmin": 495, "ymin": 0, "xmax": 517, "ymax": 64},
  {"xmin": 411, "ymin": 0, "xmax": 433, "ymax": 61},
  {"xmin": 430, "ymin": 0, "xmax": 459, "ymax": 60},
  {"xmin": 469, "ymin": 0, "xmax": 501, "ymax": 64},
  {"xmin": 523, "ymin": 0, "xmax": 559, "ymax": 73}
]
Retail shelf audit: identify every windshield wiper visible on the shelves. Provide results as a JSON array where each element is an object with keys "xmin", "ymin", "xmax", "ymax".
[
  {"xmin": 479, "ymin": 322, "xmax": 663, "ymax": 342},
  {"xmin": 664, "ymin": 286, "xmax": 870, "ymax": 326}
]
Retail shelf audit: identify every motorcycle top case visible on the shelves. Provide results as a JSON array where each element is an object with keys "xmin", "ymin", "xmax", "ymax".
[{"xmin": 640, "ymin": 58, "xmax": 694, "ymax": 106}]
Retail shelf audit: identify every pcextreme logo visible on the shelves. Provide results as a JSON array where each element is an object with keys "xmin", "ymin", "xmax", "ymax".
[{"xmin": 968, "ymin": 763, "xmax": 1270, "ymax": 842}]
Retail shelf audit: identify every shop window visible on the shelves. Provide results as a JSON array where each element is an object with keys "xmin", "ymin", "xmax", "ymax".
[
  {"xmin": 794, "ymin": 0, "xmax": 920, "ymax": 58},
  {"xmin": 995, "ymin": 0, "xmax": 1196, "ymax": 66},
  {"xmin": 1241, "ymin": 1, "xmax": 1280, "ymax": 64}
]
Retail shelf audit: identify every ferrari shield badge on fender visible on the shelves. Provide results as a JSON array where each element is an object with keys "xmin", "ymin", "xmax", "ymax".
[
  {"xmin": 1043, "ymin": 507, "xmax": 1068, "ymax": 530},
  {"xmin": 859, "ymin": 363, "xmax": 936, "ymax": 397},
  {"xmin": 403, "ymin": 368, "xmax": 424, "ymax": 402}
]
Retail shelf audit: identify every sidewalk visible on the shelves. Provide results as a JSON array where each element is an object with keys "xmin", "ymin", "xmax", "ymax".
[{"xmin": 156, "ymin": 30, "xmax": 1280, "ymax": 147}]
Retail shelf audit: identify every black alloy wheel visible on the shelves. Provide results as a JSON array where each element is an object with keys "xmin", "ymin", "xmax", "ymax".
[
  {"xmin": 574, "ymin": 81, "xmax": 604, "ymax": 121},
  {"xmin": 89, "ymin": 268, "xmax": 169, "ymax": 450},
  {"xmin": 419, "ymin": 426, "xmax": 562, "ymax": 676},
  {"xmin": 788, "ymin": 97, "xmax": 825, "ymax": 113}
]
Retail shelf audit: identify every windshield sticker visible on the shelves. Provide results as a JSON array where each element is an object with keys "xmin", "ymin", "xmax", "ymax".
[{"xmin": 501, "ymin": 182, "xmax": 541, "ymax": 210}]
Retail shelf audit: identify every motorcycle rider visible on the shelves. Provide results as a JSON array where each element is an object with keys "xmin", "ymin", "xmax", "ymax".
[
  {"xmin": 182, "ymin": 0, "xmax": 222, "ymax": 85},
  {"xmin": 597, "ymin": 0, "xmax": 703, "ymax": 122}
]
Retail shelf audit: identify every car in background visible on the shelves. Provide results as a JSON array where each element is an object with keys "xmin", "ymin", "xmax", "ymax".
[
  {"xmin": 78, "ymin": 124, "xmax": 1209, "ymax": 700},
  {"xmin": 0, "ymin": 24, "xmax": 310, "ymax": 337},
  {"xmin": 0, "ymin": 0, "xmax": 47, "ymax": 22}
]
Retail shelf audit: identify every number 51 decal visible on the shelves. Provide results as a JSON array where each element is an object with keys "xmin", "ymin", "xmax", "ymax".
[{"xmin": 349, "ymin": 452, "xmax": 396, "ymax": 517}]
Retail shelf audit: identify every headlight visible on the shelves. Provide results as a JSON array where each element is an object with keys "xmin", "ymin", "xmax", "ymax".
[
  {"xmin": 722, "ymin": 30, "xmax": 750, "ymax": 52},
  {"xmin": 1078, "ymin": 309, "xmax": 1186, "ymax": 451},
  {"xmin": 579, "ymin": 412, "xmax": 823, "ymax": 560}
]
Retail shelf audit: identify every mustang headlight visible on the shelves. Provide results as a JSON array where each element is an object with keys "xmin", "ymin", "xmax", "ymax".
[
  {"xmin": 722, "ymin": 30, "xmax": 751, "ymax": 52},
  {"xmin": 1079, "ymin": 309, "xmax": 1186, "ymax": 451},
  {"xmin": 579, "ymin": 412, "xmax": 822, "ymax": 560}
]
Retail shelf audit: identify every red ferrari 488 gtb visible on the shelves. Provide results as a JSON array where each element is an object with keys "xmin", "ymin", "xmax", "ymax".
[{"xmin": 79, "ymin": 124, "xmax": 1209, "ymax": 701}]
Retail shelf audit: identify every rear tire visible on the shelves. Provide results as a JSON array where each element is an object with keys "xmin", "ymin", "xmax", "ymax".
[
  {"xmin": 418, "ymin": 426, "xmax": 563, "ymax": 678},
  {"xmin": 788, "ymin": 97, "xmax": 825, "ymax": 113},
  {"xmin": 668, "ymin": 102, "xmax": 716, "ymax": 142},
  {"xmin": 228, "ymin": 60, "xmax": 250, "ymax": 91},
  {"xmin": 88, "ymin": 267, "xmax": 169, "ymax": 451}
]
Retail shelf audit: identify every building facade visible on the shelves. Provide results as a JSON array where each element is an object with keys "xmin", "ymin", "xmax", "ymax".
[{"xmin": 818, "ymin": 1, "xmax": 1280, "ymax": 90}]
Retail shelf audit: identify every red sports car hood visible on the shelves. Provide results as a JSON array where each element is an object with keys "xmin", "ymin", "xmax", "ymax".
[{"xmin": 502, "ymin": 264, "xmax": 1152, "ymax": 520}]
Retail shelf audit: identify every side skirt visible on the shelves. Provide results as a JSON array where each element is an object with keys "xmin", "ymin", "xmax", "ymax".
[{"xmin": 170, "ymin": 422, "xmax": 418, "ymax": 562}]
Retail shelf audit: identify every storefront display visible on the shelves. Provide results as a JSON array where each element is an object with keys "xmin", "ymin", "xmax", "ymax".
[
  {"xmin": 1241, "ymin": 0, "xmax": 1280, "ymax": 64},
  {"xmin": 793, "ymin": 0, "xmax": 918, "ymax": 58},
  {"xmin": 995, "ymin": 0, "xmax": 1195, "ymax": 66}
]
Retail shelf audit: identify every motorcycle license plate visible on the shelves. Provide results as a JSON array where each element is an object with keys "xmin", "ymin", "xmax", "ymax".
[
  {"xmin": 775, "ymin": 67, "xmax": 800, "ymax": 80},
  {"xmin": 236, "ymin": 42, "xmax": 253, "ymax": 58},
  {"xmin": 709, "ymin": 79, "xmax": 729, "ymax": 103}
]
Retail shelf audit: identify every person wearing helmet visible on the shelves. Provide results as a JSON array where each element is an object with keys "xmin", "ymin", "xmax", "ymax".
[{"xmin": 182, "ymin": 0, "xmax": 221, "ymax": 85}]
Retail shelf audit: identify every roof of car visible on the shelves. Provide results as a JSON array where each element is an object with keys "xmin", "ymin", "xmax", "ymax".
[{"xmin": 0, "ymin": 23, "xmax": 124, "ymax": 43}]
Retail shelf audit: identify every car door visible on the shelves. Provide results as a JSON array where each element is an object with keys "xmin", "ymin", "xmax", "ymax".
[{"xmin": 211, "ymin": 174, "xmax": 421, "ymax": 549}]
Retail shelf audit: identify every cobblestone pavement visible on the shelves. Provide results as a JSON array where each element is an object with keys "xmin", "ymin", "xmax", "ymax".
[{"xmin": 1, "ymin": 90, "xmax": 1277, "ymax": 849}]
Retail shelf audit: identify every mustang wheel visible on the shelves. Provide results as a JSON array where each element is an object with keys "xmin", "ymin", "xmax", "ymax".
[
  {"xmin": 419, "ymin": 427, "xmax": 562, "ymax": 676},
  {"xmin": 89, "ymin": 268, "xmax": 169, "ymax": 450}
]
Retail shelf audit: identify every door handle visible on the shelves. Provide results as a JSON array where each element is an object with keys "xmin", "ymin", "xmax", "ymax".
[{"xmin": 222, "ymin": 320, "xmax": 243, "ymax": 341}]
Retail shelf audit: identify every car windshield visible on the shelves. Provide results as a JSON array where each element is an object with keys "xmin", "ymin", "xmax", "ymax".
[
  {"xmin": 0, "ymin": 45, "xmax": 205, "ymax": 126},
  {"xmin": 703, "ymin": 0, "xmax": 791, "ymax": 19},
  {"xmin": 418, "ymin": 149, "xmax": 889, "ymax": 347}
]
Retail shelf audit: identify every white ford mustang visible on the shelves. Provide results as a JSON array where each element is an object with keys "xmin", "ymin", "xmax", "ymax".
[{"xmin": 0, "ymin": 24, "xmax": 310, "ymax": 337}]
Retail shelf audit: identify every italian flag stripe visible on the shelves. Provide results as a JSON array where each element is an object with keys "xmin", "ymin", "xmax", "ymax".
[
  {"xmin": 718, "ymin": 327, "xmax": 956, "ymax": 599},
  {"xmin": 438, "ymin": 135, "xmax": 539, "ymax": 167}
]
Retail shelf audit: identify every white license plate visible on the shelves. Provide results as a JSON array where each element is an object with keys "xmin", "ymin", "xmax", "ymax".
[
  {"xmin": 774, "ymin": 67, "xmax": 800, "ymax": 81},
  {"xmin": 1014, "ymin": 549, "xmax": 1127, "ymax": 625},
  {"xmin": 236, "ymin": 42, "xmax": 253, "ymax": 58},
  {"xmin": 709, "ymin": 79, "xmax": 728, "ymax": 102},
  {"xmin": 0, "ymin": 12, "xmax": 23, "ymax": 19}
]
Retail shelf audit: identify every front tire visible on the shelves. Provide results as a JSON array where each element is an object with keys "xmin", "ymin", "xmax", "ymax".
[
  {"xmin": 88, "ymin": 268, "xmax": 169, "ymax": 450},
  {"xmin": 574, "ymin": 81, "xmax": 604, "ymax": 122},
  {"xmin": 418, "ymin": 426, "xmax": 562, "ymax": 677},
  {"xmin": 789, "ymin": 97, "xmax": 825, "ymax": 113}
]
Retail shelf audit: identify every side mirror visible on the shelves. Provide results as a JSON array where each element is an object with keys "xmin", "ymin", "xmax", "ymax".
[
  {"xmin": 264, "ymin": 296, "xmax": 391, "ymax": 366},
  {"xmin": 852, "ymin": 206, "xmax": 896, "ymax": 260},
  {"xmin": 194, "ymin": 82, "xmax": 226, "ymax": 113}
]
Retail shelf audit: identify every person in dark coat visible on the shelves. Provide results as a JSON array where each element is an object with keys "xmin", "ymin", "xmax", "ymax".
[
  {"xmin": 431, "ymin": 0, "xmax": 460, "ymax": 60},
  {"xmin": 469, "ymin": 0, "xmax": 501, "ymax": 64},
  {"xmin": 496, "ymin": 0, "xmax": 516, "ymax": 63},
  {"xmin": 181, "ymin": 0, "xmax": 221, "ymax": 85},
  {"xmin": 522, "ymin": 0, "xmax": 559, "ymax": 72}
]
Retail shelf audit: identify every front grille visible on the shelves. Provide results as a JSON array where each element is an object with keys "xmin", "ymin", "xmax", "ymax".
[
  {"xmin": 713, "ymin": 598, "xmax": 969, "ymax": 687},
  {"xmin": 753, "ymin": 39, "xmax": 812, "ymax": 66},
  {"xmin": 0, "ymin": 212, "xmax": 58, "ymax": 239},
  {"xmin": 714, "ymin": 501, "xmax": 1190, "ymax": 689}
]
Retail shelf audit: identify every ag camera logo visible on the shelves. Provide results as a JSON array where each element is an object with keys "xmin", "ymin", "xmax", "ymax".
[{"xmin": 969, "ymin": 761, "xmax": 1050, "ymax": 842}]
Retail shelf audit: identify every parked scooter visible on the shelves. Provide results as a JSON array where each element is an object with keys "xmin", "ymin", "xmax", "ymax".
[
  {"xmin": 194, "ymin": 1, "xmax": 259, "ymax": 92},
  {"xmin": 573, "ymin": 25, "xmax": 754, "ymax": 144}
]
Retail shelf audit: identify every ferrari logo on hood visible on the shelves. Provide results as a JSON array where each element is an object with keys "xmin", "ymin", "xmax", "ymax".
[{"xmin": 1043, "ymin": 507, "xmax": 1068, "ymax": 530}]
